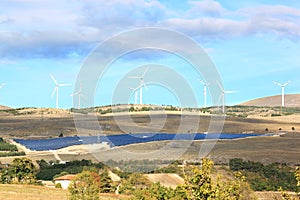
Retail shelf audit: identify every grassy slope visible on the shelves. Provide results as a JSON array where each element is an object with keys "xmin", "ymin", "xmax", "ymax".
[
  {"xmin": 0, "ymin": 184, "xmax": 67, "ymax": 200},
  {"xmin": 0, "ymin": 184, "xmax": 130, "ymax": 200}
]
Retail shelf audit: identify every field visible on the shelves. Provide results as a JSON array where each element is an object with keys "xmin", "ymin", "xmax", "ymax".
[
  {"xmin": 0, "ymin": 184, "xmax": 67, "ymax": 200},
  {"xmin": 0, "ymin": 184, "xmax": 130, "ymax": 200},
  {"xmin": 1, "ymin": 106, "xmax": 300, "ymax": 166}
]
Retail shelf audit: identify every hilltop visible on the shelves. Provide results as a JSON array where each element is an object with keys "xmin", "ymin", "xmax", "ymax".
[{"xmin": 240, "ymin": 94, "xmax": 300, "ymax": 107}]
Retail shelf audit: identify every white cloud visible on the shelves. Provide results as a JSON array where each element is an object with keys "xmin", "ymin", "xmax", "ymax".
[
  {"xmin": 0, "ymin": 0, "xmax": 300, "ymax": 59},
  {"xmin": 187, "ymin": 0, "xmax": 226, "ymax": 17}
]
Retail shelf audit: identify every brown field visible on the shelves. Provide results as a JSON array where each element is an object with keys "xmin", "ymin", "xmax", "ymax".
[
  {"xmin": 0, "ymin": 184, "xmax": 130, "ymax": 200},
  {"xmin": 0, "ymin": 107, "xmax": 300, "ymax": 165},
  {"xmin": 1, "ymin": 109, "xmax": 299, "ymax": 138},
  {"xmin": 145, "ymin": 173, "xmax": 184, "ymax": 189},
  {"xmin": 0, "ymin": 184, "xmax": 67, "ymax": 200},
  {"xmin": 240, "ymin": 94, "xmax": 300, "ymax": 107}
]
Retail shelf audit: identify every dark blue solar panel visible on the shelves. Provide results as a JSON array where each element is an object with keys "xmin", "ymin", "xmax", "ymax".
[{"xmin": 14, "ymin": 133, "xmax": 270, "ymax": 151}]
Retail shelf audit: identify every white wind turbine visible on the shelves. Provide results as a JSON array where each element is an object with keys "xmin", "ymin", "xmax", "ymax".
[
  {"xmin": 129, "ymin": 67, "xmax": 149, "ymax": 105},
  {"xmin": 274, "ymin": 81, "xmax": 290, "ymax": 107},
  {"xmin": 216, "ymin": 81, "xmax": 237, "ymax": 113},
  {"xmin": 71, "ymin": 84, "xmax": 84, "ymax": 109},
  {"xmin": 50, "ymin": 74, "xmax": 71, "ymax": 109},
  {"xmin": 199, "ymin": 80, "xmax": 209, "ymax": 107}
]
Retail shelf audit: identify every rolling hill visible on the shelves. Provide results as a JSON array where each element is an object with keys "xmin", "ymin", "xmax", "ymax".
[
  {"xmin": 0, "ymin": 105, "xmax": 10, "ymax": 110},
  {"xmin": 240, "ymin": 94, "xmax": 300, "ymax": 107}
]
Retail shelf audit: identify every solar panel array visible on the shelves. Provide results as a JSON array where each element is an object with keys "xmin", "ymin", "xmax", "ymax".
[{"xmin": 14, "ymin": 133, "xmax": 268, "ymax": 151}]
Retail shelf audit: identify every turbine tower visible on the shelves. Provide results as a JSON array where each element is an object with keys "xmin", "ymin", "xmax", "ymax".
[
  {"xmin": 274, "ymin": 81, "xmax": 290, "ymax": 107},
  {"xmin": 199, "ymin": 80, "xmax": 209, "ymax": 107},
  {"xmin": 129, "ymin": 67, "xmax": 149, "ymax": 105},
  {"xmin": 216, "ymin": 81, "xmax": 237, "ymax": 113},
  {"xmin": 71, "ymin": 84, "xmax": 84, "ymax": 109},
  {"xmin": 50, "ymin": 74, "xmax": 71, "ymax": 109}
]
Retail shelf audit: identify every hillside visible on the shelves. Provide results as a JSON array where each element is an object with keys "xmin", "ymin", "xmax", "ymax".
[
  {"xmin": 240, "ymin": 94, "xmax": 300, "ymax": 107},
  {"xmin": 0, "ymin": 105, "xmax": 10, "ymax": 110}
]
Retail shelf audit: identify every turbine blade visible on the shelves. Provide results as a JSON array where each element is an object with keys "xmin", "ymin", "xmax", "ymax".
[
  {"xmin": 224, "ymin": 90, "xmax": 237, "ymax": 94},
  {"xmin": 216, "ymin": 80, "xmax": 224, "ymax": 91},
  {"xmin": 51, "ymin": 87, "xmax": 57, "ymax": 97},
  {"xmin": 58, "ymin": 83, "xmax": 72, "ymax": 87},
  {"xmin": 198, "ymin": 79, "xmax": 205, "ymax": 85},
  {"xmin": 128, "ymin": 76, "xmax": 140, "ymax": 79},
  {"xmin": 283, "ymin": 80, "xmax": 291, "ymax": 86},
  {"xmin": 143, "ymin": 82, "xmax": 148, "ymax": 90},
  {"xmin": 49, "ymin": 74, "xmax": 58, "ymax": 85},
  {"xmin": 217, "ymin": 93, "xmax": 223, "ymax": 105},
  {"xmin": 71, "ymin": 91, "xmax": 79, "ymax": 96},
  {"xmin": 141, "ymin": 66, "xmax": 150, "ymax": 77}
]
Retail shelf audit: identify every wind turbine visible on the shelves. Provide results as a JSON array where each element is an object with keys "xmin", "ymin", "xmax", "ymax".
[
  {"xmin": 198, "ymin": 80, "xmax": 209, "ymax": 107},
  {"xmin": 128, "ymin": 67, "xmax": 149, "ymax": 105},
  {"xmin": 274, "ymin": 81, "xmax": 290, "ymax": 107},
  {"xmin": 129, "ymin": 87, "xmax": 139, "ymax": 105},
  {"xmin": 216, "ymin": 81, "xmax": 237, "ymax": 113},
  {"xmin": 50, "ymin": 74, "xmax": 71, "ymax": 109},
  {"xmin": 71, "ymin": 84, "xmax": 84, "ymax": 109}
]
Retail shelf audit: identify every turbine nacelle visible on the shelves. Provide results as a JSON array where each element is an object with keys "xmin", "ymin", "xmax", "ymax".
[{"xmin": 274, "ymin": 81, "xmax": 290, "ymax": 87}]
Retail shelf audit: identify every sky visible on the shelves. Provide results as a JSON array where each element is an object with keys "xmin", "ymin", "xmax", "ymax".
[{"xmin": 0, "ymin": 0, "xmax": 300, "ymax": 108}]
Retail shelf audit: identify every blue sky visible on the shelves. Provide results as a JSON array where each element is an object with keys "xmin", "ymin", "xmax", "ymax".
[{"xmin": 0, "ymin": 0, "xmax": 299, "ymax": 108}]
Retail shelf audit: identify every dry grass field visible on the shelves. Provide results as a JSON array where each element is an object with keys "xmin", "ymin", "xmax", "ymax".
[
  {"xmin": 0, "ymin": 109, "xmax": 299, "ymax": 138},
  {"xmin": 241, "ymin": 94, "xmax": 300, "ymax": 107},
  {"xmin": 145, "ymin": 173, "xmax": 184, "ymax": 189},
  {"xmin": 0, "ymin": 184, "xmax": 67, "ymax": 200},
  {"xmin": 0, "ymin": 184, "xmax": 130, "ymax": 200}
]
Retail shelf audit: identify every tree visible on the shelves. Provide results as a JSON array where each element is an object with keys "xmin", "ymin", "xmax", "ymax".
[
  {"xmin": 119, "ymin": 173, "xmax": 151, "ymax": 195},
  {"xmin": 0, "ymin": 158, "xmax": 36, "ymax": 184},
  {"xmin": 132, "ymin": 182, "xmax": 182, "ymax": 200},
  {"xmin": 183, "ymin": 158, "xmax": 251, "ymax": 200},
  {"xmin": 68, "ymin": 171, "xmax": 101, "ymax": 200},
  {"xmin": 295, "ymin": 167, "xmax": 300, "ymax": 199},
  {"xmin": 99, "ymin": 169, "xmax": 114, "ymax": 193},
  {"xmin": 275, "ymin": 167, "xmax": 300, "ymax": 200}
]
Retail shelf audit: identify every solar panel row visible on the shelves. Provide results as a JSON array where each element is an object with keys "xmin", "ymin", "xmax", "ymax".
[{"xmin": 14, "ymin": 133, "xmax": 268, "ymax": 151}]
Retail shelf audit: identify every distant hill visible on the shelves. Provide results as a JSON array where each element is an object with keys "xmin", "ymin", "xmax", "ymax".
[
  {"xmin": 240, "ymin": 94, "xmax": 300, "ymax": 107},
  {"xmin": 0, "ymin": 105, "xmax": 10, "ymax": 110}
]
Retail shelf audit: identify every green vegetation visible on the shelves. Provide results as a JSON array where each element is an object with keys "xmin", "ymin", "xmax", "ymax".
[
  {"xmin": 106, "ymin": 159, "xmax": 173, "ymax": 173},
  {"xmin": 36, "ymin": 159, "xmax": 105, "ymax": 180},
  {"xmin": 0, "ymin": 151, "xmax": 25, "ymax": 157},
  {"xmin": 125, "ymin": 158, "xmax": 255, "ymax": 200},
  {"xmin": 0, "ymin": 138, "xmax": 18, "ymax": 151},
  {"xmin": 229, "ymin": 158, "xmax": 297, "ymax": 191},
  {"xmin": 0, "ymin": 138, "xmax": 25, "ymax": 157},
  {"xmin": 68, "ymin": 171, "xmax": 102, "ymax": 200},
  {"xmin": 0, "ymin": 158, "xmax": 36, "ymax": 184},
  {"xmin": 3, "ymin": 157, "xmax": 300, "ymax": 199},
  {"xmin": 182, "ymin": 158, "xmax": 256, "ymax": 200}
]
